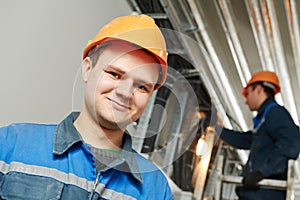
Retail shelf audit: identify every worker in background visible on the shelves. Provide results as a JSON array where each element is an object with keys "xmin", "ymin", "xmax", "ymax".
[
  {"xmin": 214, "ymin": 71, "xmax": 300, "ymax": 199},
  {"xmin": 0, "ymin": 15, "xmax": 173, "ymax": 199}
]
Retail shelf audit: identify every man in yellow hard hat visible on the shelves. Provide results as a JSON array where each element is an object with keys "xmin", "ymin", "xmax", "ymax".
[
  {"xmin": 0, "ymin": 15, "xmax": 173, "ymax": 199},
  {"xmin": 215, "ymin": 70, "xmax": 300, "ymax": 199}
]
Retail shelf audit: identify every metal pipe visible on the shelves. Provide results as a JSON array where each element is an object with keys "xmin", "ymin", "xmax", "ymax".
[
  {"xmin": 245, "ymin": 0, "xmax": 275, "ymax": 70},
  {"xmin": 265, "ymin": 0, "xmax": 299, "ymax": 123},
  {"xmin": 285, "ymin": 0, "xmax": 300, "ymax": 125},
  {"xmin": 187, "ymin": 0, "xmax": 248, "ymax": 130},
  {"xmin": 217, "ymin": 0, "xmax": 251, "ymax": 85}
]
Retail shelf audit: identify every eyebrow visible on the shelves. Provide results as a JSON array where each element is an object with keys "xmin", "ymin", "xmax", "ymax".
[{"xmin": 105, "ymin": 65, "xmax": 125, "ymax": 75}]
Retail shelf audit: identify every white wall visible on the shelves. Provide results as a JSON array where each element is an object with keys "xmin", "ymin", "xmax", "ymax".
[{"xmin": 0, "ymin": 0, "xmax": 132, "ymax": 126}]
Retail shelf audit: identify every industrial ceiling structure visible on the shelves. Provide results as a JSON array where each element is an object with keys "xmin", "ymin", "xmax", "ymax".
[
  {"xmin": 126, "ymin": 0, "xmax": 300, "ymax": 199},
  {"xmin": 127, "ymin": 0, "xmax": 300, "ymax": 130}
]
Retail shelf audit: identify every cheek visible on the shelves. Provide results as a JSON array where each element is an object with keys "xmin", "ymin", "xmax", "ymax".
[
  {"xmin": 85, "ymin": 78, "xmax": 114, "ymax": 106},
  {"xmin": 94, "ymin": 76, "xmax": 116, "ymax": 93},
  {"xmin": 245, "ymin": 97, "xmax": 251, "ymax": 105},
  {"xmin": 133, "ymin": 93, "xmax": 151, "ymax": 110}
]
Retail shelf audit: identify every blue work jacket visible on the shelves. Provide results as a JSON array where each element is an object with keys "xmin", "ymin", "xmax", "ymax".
[
  {"xmin": 0, "ymin": 113, "xmax": 173, "ymax": 200},
  {"xmin": 218, "ymin": 99, "xmax": 300, "ymax": 179},
  {"xmin": 217, "ymin": 99, "xmax": 300, "ymax": 199}
]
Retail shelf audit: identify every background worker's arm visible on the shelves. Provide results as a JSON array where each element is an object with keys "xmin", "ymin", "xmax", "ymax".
[{"xmin": 214, "ymin": 125, "xmax": 252, "ymax": 149}]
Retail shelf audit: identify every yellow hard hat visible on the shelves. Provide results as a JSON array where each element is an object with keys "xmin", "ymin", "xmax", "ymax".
[
  {"xmin": 241, "ymin": 71, "xmax": 281, "ymax": 97},
  {"xmin": 83, "ymin": 14, "xmax": 168, "ymax": 89}
]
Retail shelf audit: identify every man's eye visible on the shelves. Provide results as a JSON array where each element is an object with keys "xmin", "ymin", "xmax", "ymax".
[
  {"xmin": 139, "ymin": 85, "xmax": 147, "ymax": 91},
  {"xmin": 108, "ymin": 71, "xmax": 121, "ymax": 79},
  {"xmin": 135, "ymin": 83, "xmax": 150, "ymax": 92}
]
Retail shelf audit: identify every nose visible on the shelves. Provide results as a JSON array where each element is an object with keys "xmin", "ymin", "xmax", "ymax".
[{"xmin": 115, "ymin": 78, "xmax": 134, "ymax": 99}]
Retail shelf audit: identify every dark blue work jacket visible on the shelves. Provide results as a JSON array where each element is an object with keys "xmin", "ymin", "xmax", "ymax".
[
  {"xmin": 217, "ymin": 99, "xmax": 300, "ymax": 199},
  {"xmin": 219, "ymin": 99, "xmax": 300, "ymax": 179},
  {"xmin": 0, "ymin": 113, "xmax": 173, "ymax": 200}
]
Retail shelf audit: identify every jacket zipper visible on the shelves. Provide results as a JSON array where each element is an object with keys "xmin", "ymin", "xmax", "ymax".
[{"xmin": 89, "ymin": 172, "xmax": 100, "ymax": 200}]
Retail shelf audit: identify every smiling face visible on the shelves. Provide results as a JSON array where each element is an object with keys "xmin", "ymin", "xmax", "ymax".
[{"xmin": 81, "ymin": 41, "xmax": 160, "ymax": 130}]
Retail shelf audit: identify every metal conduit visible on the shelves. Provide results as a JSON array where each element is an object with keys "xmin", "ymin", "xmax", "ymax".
[
  {"xmin": 187, "ymin": 0, "xmax": 249, "ymax": 130},
  {"xmin": 217, "ymin": 0, "xmax": 251, "ymax": 86}
]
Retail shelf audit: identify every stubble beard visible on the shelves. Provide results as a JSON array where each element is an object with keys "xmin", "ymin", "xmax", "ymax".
[{"xmin": 95, "ymin": 107, "xmax": 133, "ymax": 131}]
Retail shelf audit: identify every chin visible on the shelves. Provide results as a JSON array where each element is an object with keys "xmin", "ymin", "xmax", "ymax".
[{"xmin": 98, "ymin": 117, "xmax": 133, "ymax": 130}]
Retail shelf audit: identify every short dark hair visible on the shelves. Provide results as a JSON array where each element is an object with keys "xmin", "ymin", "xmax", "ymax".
[{"xmin": 251, "ymin": 82, "xmax": 275, "ymax": 99}]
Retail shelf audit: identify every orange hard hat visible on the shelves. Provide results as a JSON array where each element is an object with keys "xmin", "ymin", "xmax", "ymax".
[
  {"xmin": 83, "ymin": 14, "xmax": 168, "ymax": 89},
  {"xmin": 241, "ymin": 71, "xmax": 281, "ymax": 97}
]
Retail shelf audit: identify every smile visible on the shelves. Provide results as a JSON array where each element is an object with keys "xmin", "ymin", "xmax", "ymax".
[{"xmin": 108, "ymin": 98, "xmax": 130, "ymax": 111}]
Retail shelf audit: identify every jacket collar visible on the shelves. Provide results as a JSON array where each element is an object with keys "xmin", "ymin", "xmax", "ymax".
[
  {"xmin": 53, "ymin": 112, "xmax": 82, "ymax": 155},
  {"xmin": 53, "ymin": 112, "xmax": 143, "ymax": 183}
]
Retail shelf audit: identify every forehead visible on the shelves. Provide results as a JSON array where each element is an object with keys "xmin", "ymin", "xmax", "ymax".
[
  {"xmin": 99, "ymin": 40, "xmax": 158, "ymax": 62},
  {"xmin": 99, "ymin": 41, "xmax": 160, "ymax": 80}
]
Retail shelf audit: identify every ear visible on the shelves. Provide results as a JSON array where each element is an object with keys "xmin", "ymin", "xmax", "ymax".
[{"xmin": 82, "ymin": 57, "xmax": 93, "ymax": 83}]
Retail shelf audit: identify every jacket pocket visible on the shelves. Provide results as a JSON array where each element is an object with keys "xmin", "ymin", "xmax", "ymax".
[{"xmin": 0, "ymin": 172, "xmax": 63, "ymax": 200}]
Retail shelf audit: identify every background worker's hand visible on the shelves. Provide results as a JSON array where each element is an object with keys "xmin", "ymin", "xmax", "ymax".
[{"xmin": 242, "ymin": 171, "xmax": 264, "ymax": 189}]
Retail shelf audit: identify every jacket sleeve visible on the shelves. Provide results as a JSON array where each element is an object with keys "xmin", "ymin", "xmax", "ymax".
[
  {"xmin": 215, "ymin": 125, "xmax": 252, "ymax": 150},
  {"xmin": 259, "ymin": 106, "xmax": 300, "ymax": 177},
  {"xmin": 0, "ymin": 125, "xmax": 9, "ymax": 158},
  {"xmin": 0, "ymin": 124, "xmax": 17, "ymax": 162},
  {"xmin": 0, "ymin": 125, "xmax": 10, "ymax": 181}
]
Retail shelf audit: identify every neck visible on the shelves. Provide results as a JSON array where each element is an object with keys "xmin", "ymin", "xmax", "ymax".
[
  {"xmin": 74, "ymin": 109, "xmax": 124, "ymax": 150},
  {"xmin": 258, "ymin": 95, "xmax": 272, "ymax": 108}
]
